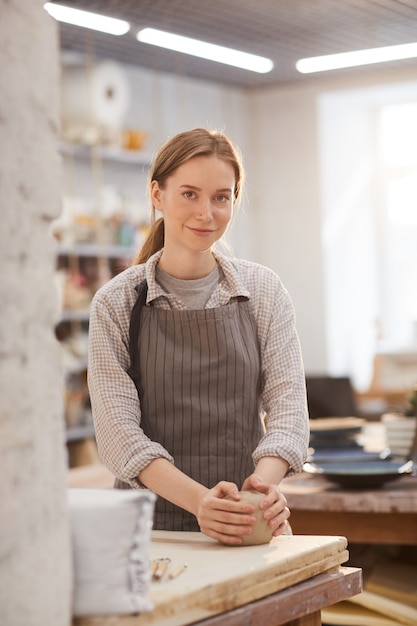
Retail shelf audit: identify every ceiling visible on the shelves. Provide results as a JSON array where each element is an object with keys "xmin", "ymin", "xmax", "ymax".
[{"xmin": 53, "ymin": 0, "xmax": 417, "ymax": 88}]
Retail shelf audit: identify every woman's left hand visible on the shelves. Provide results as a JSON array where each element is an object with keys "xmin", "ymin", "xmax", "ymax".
[{"xmin": 241, "ymin": 474, "xmax": 291, "ymax": 537}]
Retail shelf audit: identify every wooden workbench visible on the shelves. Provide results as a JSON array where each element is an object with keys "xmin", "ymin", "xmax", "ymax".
[
  {"xmin": 73, "ymin": 531, "xmax": 361, "ymax": 626},
  {"xmin": 281, "ymin": 472, "xmax": 417, "ymax": 545}
]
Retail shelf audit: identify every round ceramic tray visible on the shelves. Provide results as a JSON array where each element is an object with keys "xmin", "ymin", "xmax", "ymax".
[
  {"xmin": 303, "ymin": 460, "xmax": 414, "ymax": 489},
  {"xmin": 307, "ymin": 449, "xmax": 391, "ymax": 464}
]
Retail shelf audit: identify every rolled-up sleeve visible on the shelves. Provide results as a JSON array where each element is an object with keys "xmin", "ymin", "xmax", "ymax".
[
  {"xmin": 250, "ymin": 270, "xmax": 309, "ymax": 475},
  {"xmin": 87, "ymin": 281, "xmax": 174, "ymax": 488}
]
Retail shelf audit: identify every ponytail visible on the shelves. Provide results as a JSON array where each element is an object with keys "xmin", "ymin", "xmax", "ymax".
[{"xmin": 131, "ymin": 218, "xmax": 164, "ymax": 265}]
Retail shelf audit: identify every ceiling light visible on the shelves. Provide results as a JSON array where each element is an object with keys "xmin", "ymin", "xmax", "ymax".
[
  {"xmin": 44, "ymin": 3, "xmax": 130, "ymax": 36},
  {"xmin": 136, "ymin": 27, "xmax": 273, "ymax": 74},
  {"xmin": 296, "ymin": 41, "xmax": 417, "ymax": 74}
]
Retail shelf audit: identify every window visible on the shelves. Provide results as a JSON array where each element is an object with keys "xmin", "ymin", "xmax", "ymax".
[
  {"xmin": 377, "ymin": 102, "xmax": 417, "ymax": 349},
  {"xmin": 318, "ymin": 83, "xmax": 417, "ymax": 392}
]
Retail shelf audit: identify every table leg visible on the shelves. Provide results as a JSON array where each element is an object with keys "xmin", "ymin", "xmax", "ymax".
[{"xmin": 284, "ymin": 610, "xmax": 321, "ymax": 626}]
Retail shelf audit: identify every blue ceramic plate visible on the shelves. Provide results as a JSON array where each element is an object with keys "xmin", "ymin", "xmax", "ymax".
[
  {"xmin": 309, "ymin": 426, "xmax": 363, "ymax": 438},
  {"xmin": 309, "ymin": 438, "xmax": 362, "ymax": 450},
  {"xmin": 303, "ymin": 460, "xmax": 413, "ymax": 489},
  {"xmin": 307, "ymin": 449, "xmax": 391, "ymax": 464}
]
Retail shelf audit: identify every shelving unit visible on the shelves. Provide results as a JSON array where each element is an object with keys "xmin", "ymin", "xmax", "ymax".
[
  {"xmin": 55, "ymin": 142, "xmax": 151, "ymax": 464},
  {"xmin": 59, "ymin": 141, "xmax": 153, "ymax": 166},
  {"xmin": 57, "ymin": 241, "xmax": 139, "ymax": 257}
]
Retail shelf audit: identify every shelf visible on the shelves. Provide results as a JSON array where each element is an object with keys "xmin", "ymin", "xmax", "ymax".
[
  {"xmin": 58, "ymin": 137, "xmax": 146, "ymax": 443},
  {"xmin": 66, "ymin": 425, "xmax": 95, "ymax": 443},
  {"xmin": 59, "ymin": 141, "xmax": 152, "ymax": 166},
  {"xmin": 61, "ymin": 309, "xmax": 90, "ymax": 323},
  {"xmin": 57, "ymin": 242, "xmax": 135, "ymax": 259},
  {"xmin": 63, "ymin": 357, "xmax": 88, "ymax": 375}
]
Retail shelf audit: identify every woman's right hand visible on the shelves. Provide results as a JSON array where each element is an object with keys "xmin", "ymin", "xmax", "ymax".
[{"xmin": 195, "ymin": 481, "xmax": 257, "ymax": 545}]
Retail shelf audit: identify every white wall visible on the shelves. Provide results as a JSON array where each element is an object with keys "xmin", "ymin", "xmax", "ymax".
[{"xmin": 247, "ymin": 84, "xmax": 327, "ymax": 373}]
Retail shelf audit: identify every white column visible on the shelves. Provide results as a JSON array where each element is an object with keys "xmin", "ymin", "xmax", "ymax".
[{"xmin": 0, "ymin": 2, "xmax": 72, "ymax": 624}]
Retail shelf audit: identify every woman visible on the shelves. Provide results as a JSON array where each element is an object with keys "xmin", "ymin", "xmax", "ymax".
[{"xmin": 88, "ymin": 128, "xmax": 309, "ymax": 545}]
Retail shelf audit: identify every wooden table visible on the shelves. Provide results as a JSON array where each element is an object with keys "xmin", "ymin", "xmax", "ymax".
[
  {"xmin": 177, "ymin": 567, "xmax": 362, "ymax": 626},
  {"xmin": 281, "ymin": 472, "xmax": 417, "ymax": 545},
  {"xmin": 74, "ymin": 532, "xmax": 362, "ymax": 626}
]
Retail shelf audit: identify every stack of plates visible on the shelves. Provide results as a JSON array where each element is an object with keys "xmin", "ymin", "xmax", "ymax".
[
  {"xmin": 309, "ymin": 417, "xmax": 365, "ymax": 451},
  {"xmin": 382, "ymin": 413, "xmax": 417, "ymax": 458},
  {"xmin": 305, "ymin": 417, "xmax": 414, "ymax": 488}
]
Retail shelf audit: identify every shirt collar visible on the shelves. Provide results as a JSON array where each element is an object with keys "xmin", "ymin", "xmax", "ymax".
[
  {"xmin": 212, "ymin": 250, "xmax": 250, "ymax": 301},
  {"xmin": 143, "ymin": 248, "xmax": 250, "ymax": 304}
]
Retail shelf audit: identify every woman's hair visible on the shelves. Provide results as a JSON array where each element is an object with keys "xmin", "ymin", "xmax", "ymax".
[{"xmin": 132, "ymin": 128, "xmax": 244, "ymax": 265}]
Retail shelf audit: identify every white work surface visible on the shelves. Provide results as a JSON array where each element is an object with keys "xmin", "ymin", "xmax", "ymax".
[{"xmin": 74, "ymin": 531, "xmax": 349, "ymax": 626}]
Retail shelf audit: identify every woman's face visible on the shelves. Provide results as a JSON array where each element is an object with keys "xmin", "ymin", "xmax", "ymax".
[{"xmin": 151, "ymin": 155, "xmax": 235, "ymax": 254}]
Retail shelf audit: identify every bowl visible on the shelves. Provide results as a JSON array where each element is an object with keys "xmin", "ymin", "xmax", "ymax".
[{"xmin": 303, "ymin": 460, "xmax": 413, "ymax": 489}]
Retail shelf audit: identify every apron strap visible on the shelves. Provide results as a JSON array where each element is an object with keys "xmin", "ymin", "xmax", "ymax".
[
  {"xmin": 127, "ymin": 279, "xmax": 148, "ymax": 397},
  {"xmin": 115, "ymin": 279, "xmax": 148, "ymax": 492}
]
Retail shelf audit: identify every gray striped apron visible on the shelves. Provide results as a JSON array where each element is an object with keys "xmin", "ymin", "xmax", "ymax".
[{"xmin": 119, "ymin": 280, "xmax": 263, "ymax": 531}]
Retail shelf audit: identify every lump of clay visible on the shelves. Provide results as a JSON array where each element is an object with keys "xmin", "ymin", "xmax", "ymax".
[{"xmin": 232, "ymin": 490, "xmax": 274, "ymax": 546}]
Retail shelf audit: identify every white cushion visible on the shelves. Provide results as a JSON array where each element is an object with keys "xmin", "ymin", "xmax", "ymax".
[{"xmin": 68, "ymin": 488, "xmax": 156, "ymax": 616}]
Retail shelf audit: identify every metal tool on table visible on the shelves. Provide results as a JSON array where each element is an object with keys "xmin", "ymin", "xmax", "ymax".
[
  {"xmin": 168, "ymin": 563, "xmax": 188, "ymax": 579},
  {"xmin": 152, "ymin": 557, "xmax": 171, "ymax": 581},
  {"xmin": 151, "ymin": 557, "xmax": 188, "ymax": 581}
]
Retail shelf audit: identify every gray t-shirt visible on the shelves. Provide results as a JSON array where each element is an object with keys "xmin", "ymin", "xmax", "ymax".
[{"xmin": 155, "ymin": 264, "xmax": 220, "ymax": 309}]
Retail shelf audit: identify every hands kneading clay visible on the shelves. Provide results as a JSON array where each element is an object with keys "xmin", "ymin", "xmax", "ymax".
[{"xmin": 228, "ymin": 491, "xmax": 274, "ymax": 546}]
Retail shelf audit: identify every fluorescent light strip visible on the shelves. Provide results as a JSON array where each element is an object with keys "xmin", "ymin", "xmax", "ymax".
[
  {"xmin": 137, "ymin": 27, "xmax": 273, "ymax": 74},
  {"xmin": 296, "ymin": 41, "xmax": 417, "ymax": 74},
  {"xmin": 44, "ymin": 3, "xmax": 130, "ymax": 36}
]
